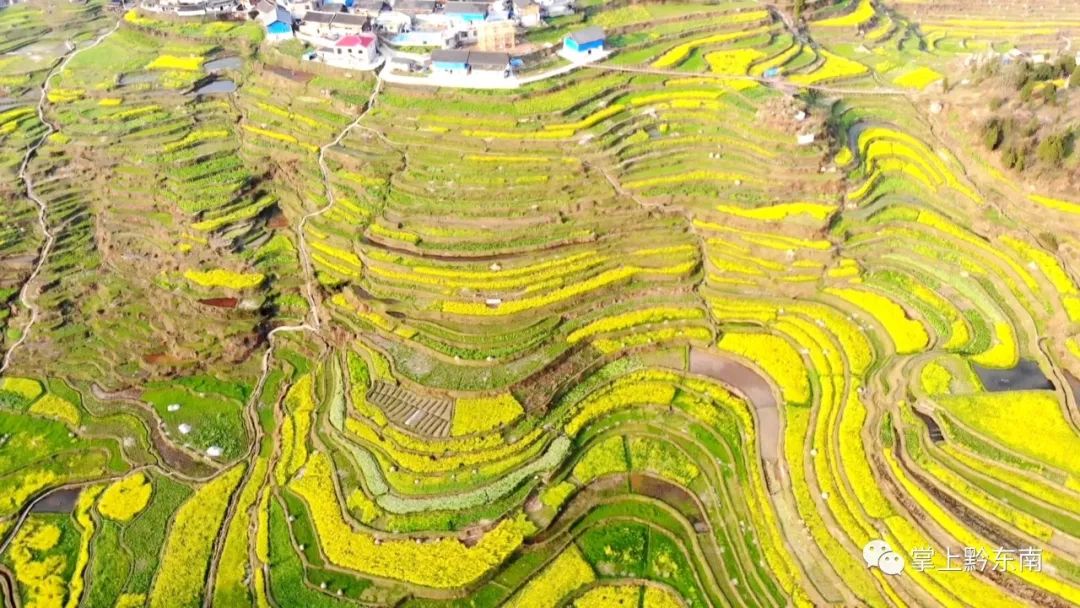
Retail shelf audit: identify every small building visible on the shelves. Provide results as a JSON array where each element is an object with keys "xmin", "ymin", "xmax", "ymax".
[
  {"xmin": 266, "ymin": 19, "xmax": 294, "ymax": 39},
  {"xmin": 563, "ymin": 26, "xmax": 604, "ymax": 55},
  {"xmin": 391, "ymin": 28, "xmax": 459, "ymax": 47},
  {"xmin": 204, "ymin": 0, "xmax": 235, "ymax": 13},
  {"xmin": 253, "ymin": 0, "xmax": 274, "ymax": 22},
  {"xmin": 476, "ymin": 19, "xmax": 515, "ymax": 51},
  {"xmin": 468, "ymin": 50, "xmax": 510, "ymax": 75},
  {"xmin": 352, "ymin": 0, "xmax": 386, "ymax": 17},
  {"xmin": 431, "ymin": 48, "xmax": 470, "ymax": 74},
  {"xmin": 256, "ymin": 1, "xmax": 294, "ymax": 40},
  {"xmin": 392, "ymin": 0, "xmax": 436, "ymax": 14},
  {"xmin": 541, "ymin": 0, "xmax": 572, "ymax": 17},
  {"xmin": 512, "ymin": 0, "xmax": 540, "ymax": 27},
  {"xmin": 300, "ymin": 10, "xmax": 337, "ymax": 35},
  {"xmin": 330, "ymin": 12, "xmax": 369, "ymax": 35},
  {"xmin": 175, "ymin": 0, "xmax": 207, "ymax": 16},
  {"xmin": 374, "ymin": 10, "xmax": 412, "ymax": 33},
  {"xmin": 388, "ymin": 55, "xmax": 422, "ymax": 72},
  {"xmin": 796, "ymin": 132, "xmax": 816, "ymax": 145},
  {"xmin": 283, "ymin": 0, "xmax": 315, "ymax": 18},
  {"xmin": 323, "ymin": 33, "xmax": 379, "ymax": 66},
  {"xmin": 444, "ymin": 0, "xmax": 488, "ymax": 22}
]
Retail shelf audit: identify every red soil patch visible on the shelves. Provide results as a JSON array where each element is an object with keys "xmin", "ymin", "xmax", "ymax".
[
  {"xmin": 143, "ymin": 352, "xmax": 183, "ymax": 365},
  {"xmin": 266, "ymin": 213, "xmax": 289, "ymax": 229},
  {"xmin": 198, "ymin": 297, "xmax": 239, "ymax": 308}
]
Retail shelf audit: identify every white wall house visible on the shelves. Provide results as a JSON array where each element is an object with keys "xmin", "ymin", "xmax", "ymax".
[{"xmin": 318, "ymin": 33, "xmax": 379, "ymax": 67}]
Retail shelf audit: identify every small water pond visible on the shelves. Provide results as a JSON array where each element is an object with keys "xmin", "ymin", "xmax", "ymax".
[
  {"xmin": 204, "ymin": 56, "xmax": 243, "ymax": 72},
  {"xmin": 971, "ymin": 359, "xmax": 1053, "ymax": 392},
  {"xmin": 30, "ymin": 487, "xmax": 81, "ymax": 513},
  {"xmin": 194, "ymin": 79, "xmax": 237, "ymax": 95}
]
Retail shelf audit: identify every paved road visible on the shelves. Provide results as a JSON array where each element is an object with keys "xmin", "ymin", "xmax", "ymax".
[{"xmin": 376, "ymin": 48, "xmax": 610, "ymax": 89}]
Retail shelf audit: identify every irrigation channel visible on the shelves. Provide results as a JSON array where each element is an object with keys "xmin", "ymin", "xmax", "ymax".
[{"xmin": 0, "ymin": 15, "xmax": 125, "ymax": 374}]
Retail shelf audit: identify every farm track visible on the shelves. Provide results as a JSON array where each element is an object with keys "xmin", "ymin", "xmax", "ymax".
[
  {"xmin": 0, "ymin": 15, "xmax": 124, "ymax": 375},
  {"xmin": 299, "ymin": 78, "xmax": 385, "ymax": 331},
  {"xmin": 202, "ymin": 78, "xmax": 385, "ymax": 607}
]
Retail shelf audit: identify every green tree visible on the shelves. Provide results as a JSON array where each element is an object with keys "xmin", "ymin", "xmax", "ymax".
[
  {"xmin": 1020, "ymin": 80, "xmax": 1038, "ymax": 101},
  {"xmin": 983, "ymin": 119, "xmax": 1003, "ymax": 150},
  {"xmin": 1003, "ymin": 144, "xmax": 1028, "ymax": 170},
  {"xmin": 1037, "ymin": 134, "xmax": 1067, "ymax": 166}
]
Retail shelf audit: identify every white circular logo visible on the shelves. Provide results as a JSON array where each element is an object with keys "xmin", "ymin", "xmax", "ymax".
[
  {"xmin": 878, "ymin": 551, "xmax": 906, "ymax": 575},
  {"xmin": 863, "ymin": 540, "xmax": 891, "ymax": 568}
]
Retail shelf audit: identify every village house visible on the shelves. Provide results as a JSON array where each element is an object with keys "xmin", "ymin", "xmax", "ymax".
[
  {"xmin": 319, "ymin": 32, "xmax": 380, "ymax": 67},
  {"xmin": 431, "ymin": 48, "xmax": 470, "ymax": 74},
  {"xmin": 511, "ymin": 0, "xmax": 540, "ymax": 27},
  {"xmin": 256, "ymin": 1, "xmax": 295, "ymax": 41},
  {"xmin": 175, "ymin": 0, "xmax": 208, "ymax": 16},
  {"xmin": 299, "ymin": 10, "xmax": 337, "ymax": 35},
  {"xmin": 538, "ymin": 0, "xmax": 572, "ymax": 17},
  {"xmin": 387, "ymin": 55, "xmax": 423, "ymax": 73},
  {"xmin": 467, "ymin": 50, "xmax": 511, "ymax": 76},
  {"xmin": 329, "ymin": 12, "xmax": 370, "ymax": 35},
  {"xmin": 351, "ymin": 0, "xmax": 385, "ymax": 17},
  {"xmin": 476, "ymin": 19, "xmax": 515, "ymax": 51},
  {"xmin": 373, "ymin": 10, "xmax": 412, "ymax": 33},
  {"xmin": 391, "ymin": 0, "xmax": 436, "ymax": 15},
  {"xmin": 390, "ymin": 27, "xmax": 460, "ymax": 47},
  {"xmin": 281, "ymin": 0, "xmax": 315, "ymax": 18},
  {"xmin": 563, "ymin": 25, "xmax": 604, "ymax": 56},
  {"xmin": 204, "ymin": 0, "xmax": 237, "ymax": 13},
  {"xmin": 485, "ymin": 0, "xmax": 510, "ymax": 20},
  {"xmin": 444, "ymin": 1, "xmax": 488, "ymax": 24}
]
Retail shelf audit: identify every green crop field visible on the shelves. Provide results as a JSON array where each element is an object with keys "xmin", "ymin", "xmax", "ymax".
[{"xmin": 0, "ymin": 0, "xmax": 1079, "ymax": 606}]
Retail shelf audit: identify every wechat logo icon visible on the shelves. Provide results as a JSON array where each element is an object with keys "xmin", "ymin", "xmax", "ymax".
[{"xmin": 863, "ymin": 540, "xmax": 905, "ymax": 575}]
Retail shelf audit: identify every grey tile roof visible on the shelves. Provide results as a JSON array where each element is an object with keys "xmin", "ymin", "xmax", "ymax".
[
  {"xmin": 333, "ymin": 12, "xmax": 368, "ymax": 25},
  {"xmin": 468, "ymin": 51, "xmax": 509, "ymax": 69},
  {"xmin": 431, "ymin": 49, "xmax": 470, "ymax": 63},
  {"xmin": 568, "ymin": 26, "xmax": 604, "ymax": 45},
  {"xmin": 303, "ymin": 10, "xmax": 336, "ymax": 22},
  {"xmin": 444, "ymin": 1, "xmax": 487, "ymax": 13}
]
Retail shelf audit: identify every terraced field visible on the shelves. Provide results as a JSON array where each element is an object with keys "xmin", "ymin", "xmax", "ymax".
[{"xmin": 0, "ymin": 0, "xmax": 1078, "ymax": 606}]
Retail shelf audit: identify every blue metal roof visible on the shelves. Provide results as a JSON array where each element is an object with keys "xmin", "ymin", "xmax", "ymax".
[{"xmin": 267, "ymin": 21, "xmax": 292, "ymax": 34}]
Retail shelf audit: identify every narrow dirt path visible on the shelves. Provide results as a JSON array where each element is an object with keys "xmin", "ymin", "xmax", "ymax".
[
  {"xmin": 296, "ymin": 78, "xmax": 384, "ymax": 331},
  {"xmin": 0, "ymin": 16, "xmax": 125, "ymax": 374},
  {"xmin": 201, "ymin": 78, "xmax": 384, "ymax": 607}
]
